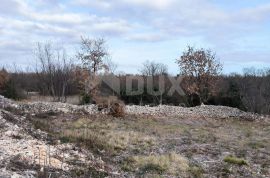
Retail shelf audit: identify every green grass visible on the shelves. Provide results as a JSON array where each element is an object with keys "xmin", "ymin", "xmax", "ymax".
[{"xmin": 223, "ymin": 156, "xmax": 248, "ymax": 166}]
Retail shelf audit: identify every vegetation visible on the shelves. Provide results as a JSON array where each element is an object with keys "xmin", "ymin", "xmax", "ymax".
[
  {"xmin": 176, "ymin": 46, "xmax": 222, "ymax": 104},
  {"xmin": 76, "ymin": 37, "xmax": 109, "ymax": 98},
  {"xmin": 27, "ymin": 110, "xmax": 270, "ymax": 177},
  {"xmin": 35, "ymin": 42, "xmax": 75, "ymax": 102},
  {"xmin": 0, "ymin": 43, "xmax": 269, "ymax": 115},
  {"xmin": 129, "ymin": 153, "xmax": 189, "ymax": 175},
  {"xmin": 223, "ymin": 156, "xmax": 248, "ymax": 166}
]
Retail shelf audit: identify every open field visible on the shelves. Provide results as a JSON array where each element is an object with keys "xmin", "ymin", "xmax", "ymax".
[
  {"xmin": 31, "ymin": 112, "xmax": 270, "ymax": 177},
  {"xmin": 1, "ymin": 96, "xmax": 269, "ymax": 177},
  {"xmin": 1, "ymin": 1, "xmax": 270, "ymax": 177}
]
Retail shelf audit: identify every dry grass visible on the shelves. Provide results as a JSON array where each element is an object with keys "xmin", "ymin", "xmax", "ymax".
[
  {"xmin": 124, "ymin": 152, "xmax": 189, "ymax": 175},
  {"xmin": 29, "ymin": 112, "xmax": 270, "ymax": 177},
  {"xmin": 60, "ymin": 128, "xmax": 155, "ymax": 153},
  {"xmin": 40, "ymin": 116, "xmax": 156, "ymax": 155}
]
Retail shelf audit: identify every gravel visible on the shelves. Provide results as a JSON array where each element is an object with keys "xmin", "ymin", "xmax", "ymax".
[
  {"xmin": 0, "ymin": 95, "xmax": 263, "ymax": 120},
  {"xmin": 125, "ymin": 104, "xmax": 261, "ymax": 120},
  {"xmin": 18, "ymin": 102, "xmax": 262, "ymax": 121}
]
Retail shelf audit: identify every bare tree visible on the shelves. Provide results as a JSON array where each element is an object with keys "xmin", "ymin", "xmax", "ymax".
[
  {"xmin": 140, "ymin": 60, "xmax": 168, "ymax": 76},
  {"xmin": 35, "ymin": 42, "xmax": 74, "ymax": 102},
  {"xmin": 139, "ymin": 60, "xmax": 168, "ymax": 105},
  {"xmin": 176, "ymin": 46, "xmax": 222, "ymax": 104},
  {"xmin": 76, "ymin": 37, "xmax": 108, "ymax": 97},
  {"xmin": 104, "ymin": 58, "xmax": 118, "ymax": 74},
  {"xmin": 77, "ymin": 37, "xmax": 108, "ymax": 74},
  {"xmin": 239, "ymin": 67, "xmax": 270, "ymax": 114}
]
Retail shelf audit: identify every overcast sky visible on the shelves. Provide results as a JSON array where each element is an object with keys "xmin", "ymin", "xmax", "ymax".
[{"xmin": 0, "ymin": 0, "xmax": 270, "ymax": 74}]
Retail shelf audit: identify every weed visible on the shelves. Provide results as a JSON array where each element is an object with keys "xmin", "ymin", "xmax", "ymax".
[{"xmin": 223, "ymin": 156, "xmax": 248, "ymax": 166}]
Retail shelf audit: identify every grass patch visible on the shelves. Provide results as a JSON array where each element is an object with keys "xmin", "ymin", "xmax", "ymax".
[
  {"xmin": 126, "ymin": 152, "xmax": 189, "ymax": 175},
  {"xmin": 223, "ymin": 156, "xmax": 248, "ymax": 166},
  {"xmin": 188, "ymin": 165, "xmax": 204, "ymax": 178},
  {"xmin": 60, "ymin": 126, "xmax": 155, "ymax": 155}
]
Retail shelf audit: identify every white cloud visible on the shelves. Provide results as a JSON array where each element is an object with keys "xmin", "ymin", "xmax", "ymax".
[
  {"xmin": 74, "ymin": 0, "xmax": 112, "ymax": 9},
  {"xmin": 92, "ymin": 21, "xmax": 132, "ymax": 35},
  {"xmin": 1, "ymin": 0, "xmax": 270, "ymax": 72},
  {"xmin": 0, "ymin": 0, "xmax": 28, "ymax": 16},
  {"xmin": 126, "ymin": 33, "xmax": 168, "ymax": 42},
  {"xmin": 121, "ymin": 0, "xmax": 176, "ymax": 10},
  {"xmin": 237, "ymin": 3, "xmax": 270, "ymax": 22}
]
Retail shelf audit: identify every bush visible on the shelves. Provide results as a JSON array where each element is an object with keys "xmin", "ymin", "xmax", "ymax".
[
  {"xmin": 109, "ymin": 101, "xmax": 125, "ymax": 117},
  {"xmin": 2, "ymin": 80, "xmax": 26, "ymax": 100},
  {"xmin": 80, "ymin": 93, "xmax": 91, "ymax": 104}
]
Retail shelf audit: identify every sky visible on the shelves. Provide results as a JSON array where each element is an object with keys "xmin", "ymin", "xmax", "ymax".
[{"xmin": 0, "ymin": 0, "xmax": 270, "ymax": 74}]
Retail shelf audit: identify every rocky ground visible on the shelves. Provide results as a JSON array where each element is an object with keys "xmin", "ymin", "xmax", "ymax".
[{"xmin": 0, "ymin": 95, "xmax": 269, "ymax": 177}]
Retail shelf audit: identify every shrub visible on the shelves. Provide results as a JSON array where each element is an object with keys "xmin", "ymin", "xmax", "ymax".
[
  {"xmin": 109, "ymin": 101, "xmax": 125, "ymax": 117},
  {"xmin": 81, "ymin": 93, "xmax": 91, "ymax": 104},
  {"xmin": 93, "ymin": 95, "xmax": 125, "ymax": 117},
  {"xmin": 2, "ymin": 80, "xmax": 26, "ymax": 100}
]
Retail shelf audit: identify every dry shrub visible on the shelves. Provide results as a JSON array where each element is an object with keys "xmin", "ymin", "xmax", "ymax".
[
  {"xmin": 93, "ymin": 95, "xmax": 125, "ymax": 117},
  {"xmin": 109, "ymin": 101, "xmax": 125, "ymax": 117}
]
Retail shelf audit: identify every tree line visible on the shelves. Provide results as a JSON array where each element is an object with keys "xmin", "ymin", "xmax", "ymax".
[{"xmin": 0, "ymin": 37, "xmax": 269, "ymax": 114}]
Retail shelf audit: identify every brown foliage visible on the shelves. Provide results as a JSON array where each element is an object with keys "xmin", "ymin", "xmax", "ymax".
[
  {"xmin": 76, "ymin": 37, "xmax": 109, "ymax": 97},
  {"xmin": 93, "ymin": 95, "xmax": 125, "ymax": 117},
  {"xmin": 176, "ymin": 46, "xmax": 222, "ymax": 103},
  {"xmin": 109, "ymin": 101, "xmax": 125, "ymax": 117}
]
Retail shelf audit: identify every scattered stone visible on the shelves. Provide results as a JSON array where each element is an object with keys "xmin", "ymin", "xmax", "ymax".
[{"xmin": 0, "ymin": 98, "xmax": 121, "ymax": 177}]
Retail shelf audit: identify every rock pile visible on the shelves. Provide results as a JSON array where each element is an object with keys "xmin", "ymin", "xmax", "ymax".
[
  {"xmin": 125, "ymin": 105, "xmax": 261, "ymax": 120},
  {"xmin": 0, "ymin": 95, "xmax": 262, "ymax": 120},
  {"xmin": 19, "ymin": 101, "xmax": 99, "ymax": 115}
]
